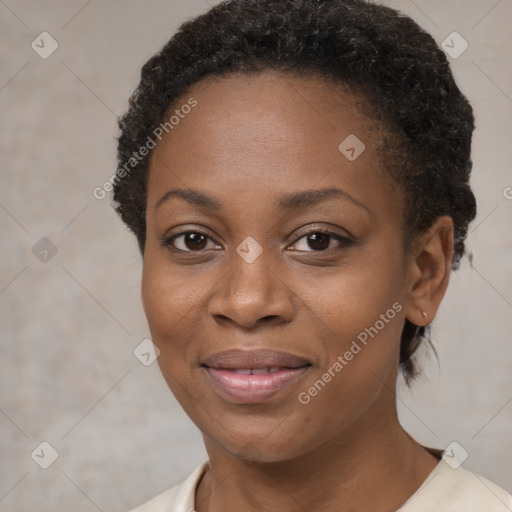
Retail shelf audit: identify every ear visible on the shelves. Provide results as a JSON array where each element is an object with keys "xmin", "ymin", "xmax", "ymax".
[{"xmin": 404, "ymin": 216, "xmax": 454, "ymax": 326}]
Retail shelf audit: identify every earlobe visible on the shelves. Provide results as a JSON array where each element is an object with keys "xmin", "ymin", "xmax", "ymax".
[{"xmin": 405, "ymin": 216, "xmax": 454, "ymax": 326}]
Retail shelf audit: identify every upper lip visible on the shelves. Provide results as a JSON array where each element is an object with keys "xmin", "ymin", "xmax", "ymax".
[{"xmin": 202, "ymin": 349, "xmax": 311, "ymax": 369}]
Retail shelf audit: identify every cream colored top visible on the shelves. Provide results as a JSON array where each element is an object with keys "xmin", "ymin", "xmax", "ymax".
[{"xmin": 128, "ymin": 459, "xmax": 512, "ymax": 511}]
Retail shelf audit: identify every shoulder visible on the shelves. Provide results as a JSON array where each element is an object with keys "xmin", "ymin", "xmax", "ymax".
[
  {"xmin": 127, "ymin": 461, "xmax": 209, "ymax": 512},
  {"xmin": 399, "ymin": 459, "xmax": 512, "ymax": 512}
]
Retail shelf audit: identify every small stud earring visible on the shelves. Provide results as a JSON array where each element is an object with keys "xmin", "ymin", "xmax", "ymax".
[{"xmin": 422, "ymin": 311, "xmax": 428, "ymax": 319}]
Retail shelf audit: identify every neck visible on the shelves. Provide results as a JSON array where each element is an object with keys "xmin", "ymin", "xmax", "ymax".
[{"xmin": 195, "ymin": 403, "xmax": 438, "ymax": 512}]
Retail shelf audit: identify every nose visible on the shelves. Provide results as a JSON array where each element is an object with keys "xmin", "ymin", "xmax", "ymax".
[{"xmin": 207, "ymin": 246, "xmax": 295, "ymax": 329}]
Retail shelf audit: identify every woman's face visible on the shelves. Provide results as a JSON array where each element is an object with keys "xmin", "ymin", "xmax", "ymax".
[{"xmin": 142, "ymin": 71, "xmax": 414, "ymax": 463}]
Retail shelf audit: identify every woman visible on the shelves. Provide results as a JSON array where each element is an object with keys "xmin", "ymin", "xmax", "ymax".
[{"xmin": 114, "ymin": 0, "xmax": 512, "ymax": 510}]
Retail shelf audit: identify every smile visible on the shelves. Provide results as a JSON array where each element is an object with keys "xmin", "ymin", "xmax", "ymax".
[{"xmin": 201, "ymin": 349, "xmax": 312, "ymax": 403}]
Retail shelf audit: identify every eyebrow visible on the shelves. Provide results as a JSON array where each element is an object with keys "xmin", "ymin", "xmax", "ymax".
[{"xmin": 155, "ymin": 187, "xmax": 369, "ymax": 213}]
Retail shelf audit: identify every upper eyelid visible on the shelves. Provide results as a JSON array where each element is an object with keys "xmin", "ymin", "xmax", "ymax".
[
  {"xmin": 287, "ymin": 230, "xmax": 348, "ymax": 250},
  {"xmin": 164, "ymin": 230, "xmax": 220, "ymax": 249},
  {"xmin": 166, "ymin": 221, "xmax": 349, "ymax": 239}
]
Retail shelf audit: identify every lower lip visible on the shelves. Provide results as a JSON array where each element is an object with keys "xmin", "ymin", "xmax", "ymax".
[{"xmin": 204, "ymin": 366, "xmax": 311, "ymax": 403}]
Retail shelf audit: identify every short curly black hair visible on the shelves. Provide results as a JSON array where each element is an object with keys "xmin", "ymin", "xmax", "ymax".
[{"xmin": 113, "ymin": 0, "xmax": 477, "ymax": 383}]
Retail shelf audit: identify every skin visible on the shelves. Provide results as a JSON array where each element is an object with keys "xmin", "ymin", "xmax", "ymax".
[{"xmin": 141, "ymin": 70, "xmax": 454, "ymax": 512}]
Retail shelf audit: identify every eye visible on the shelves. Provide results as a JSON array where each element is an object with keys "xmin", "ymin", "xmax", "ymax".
[
  {"xmin": 289, "ymin": 229, "xmax": 351, "ymax": 252},
  {"xmin": 162, "ymin": 231, "xmax": 221, "ymax": 252}
]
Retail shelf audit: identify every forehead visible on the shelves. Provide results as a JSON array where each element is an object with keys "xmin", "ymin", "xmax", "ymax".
[
  {"xmin": 154, "ymin": 70, "xmax": 372, "ymax": 157},
  {"xmin": 146, "ymin": 70, "xmax": 394, "ymax": 218}
]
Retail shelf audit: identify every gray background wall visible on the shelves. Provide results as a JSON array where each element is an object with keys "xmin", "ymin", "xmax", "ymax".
[{"xmin": 0, "ymin": 1, "xmax": 511, "ymax": 510}]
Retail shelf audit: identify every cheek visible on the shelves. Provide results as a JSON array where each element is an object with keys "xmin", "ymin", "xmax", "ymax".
[
  {"xmin": 299, "ymin": 248, "xmax": 406, "ymax": 348},
  {"xmin": 292, "ymin": 305, "xmax": 404, "ymax": 453},
  {"xmin": 140, "ymin": 250, "xmax": 224, "ymax": 410},
  {"xmin": 292, "ymin": 252, "xmax": 405, "ymax": 421},
  {"xmin": 295, "ymin": 353, "xmax": 398, "ymax": 454},
  {"xmin": 141, "ymin": 253, "xmax": 202, "ymax": 363},
  {"xmin": 141, "ymin": 262, "xmax": 203, "ymax": 410}
]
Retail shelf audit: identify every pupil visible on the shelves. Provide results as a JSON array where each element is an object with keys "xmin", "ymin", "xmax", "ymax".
[
  {"xmin": 186, "ymin": 233, "xmax": 207, "ymax": 250},
  {"xmin": 309, "ymin": 233, "xmax": 329, "ymax": 251}
]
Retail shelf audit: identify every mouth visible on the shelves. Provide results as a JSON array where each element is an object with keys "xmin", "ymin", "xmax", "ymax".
[{"xmin": 201, "ymin": 349, "xmax": 312, "ymax": 403}]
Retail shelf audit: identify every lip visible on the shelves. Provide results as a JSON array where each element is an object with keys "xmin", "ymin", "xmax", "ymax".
[{"xmin": 202, "ymin": 349, "xmax": 312, "ymax": 403}]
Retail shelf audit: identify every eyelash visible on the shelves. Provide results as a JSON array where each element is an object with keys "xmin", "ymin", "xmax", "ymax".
[{"xmin": 161, "ymin": 227, "xmax": 352, "ymax": 254}]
